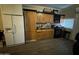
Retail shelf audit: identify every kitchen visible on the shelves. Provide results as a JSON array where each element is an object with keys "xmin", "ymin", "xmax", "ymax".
[
  {"xmin": 0, "ymin": 4, "xmax": 75, "ymax": 46},
  {"xmin": 0, "ymin": 4, "xmax": 77, "ymax": 55},
  {"xmin": 23, "ymin": 5, "xmax": 74, "ymax": 42}
]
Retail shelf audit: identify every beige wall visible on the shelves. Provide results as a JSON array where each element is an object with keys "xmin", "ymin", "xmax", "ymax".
[
  {"xmin": 0, "ymin": 7, "xmax": 3, "ymax": 30},
  {"xmin": 60, "ymin": 4, "xmax": 79, "ymax": 41},
  {"xmin": 1, "ymin": 4, "xmax": 23, "ymax": 15},
  {"xmin": 60, "ymin": 5, "xmax": 76, "ymax": 18}
]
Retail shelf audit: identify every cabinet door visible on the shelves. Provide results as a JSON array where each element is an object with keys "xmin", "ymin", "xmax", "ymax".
[
  {"xmin": 23, "ymin": 11, "xmax": 32, "ymax": 40},
  {"xmin": 43, "ymin": 14, "xmax": 52, "ymax": 23},
  {"xmin": 37, "ymin": 13, "xmax": 53, "ymax": 23},
  {"xmin": 37, "ymin": 13, "xmax": 44, "ymax": 23},
  {"xmin": 2, "ymin": 15, "xmax": 14, "ymax": 46},
  {"xmin": 24, "ymin": 11, "xmax": 36, "ymax": 40},
  {"xmin": 12, "ymin": 16, "xmax": 25, "ymax": 44},
  {"xmin": 49, "ymin": 29, "xmax": 54, "ymax": 39},
  {"xmin": 29, "ymin": 11, "xmax": 37, "ymax": 40},
  {"xmin": 50, "ymin": 15, "xmax": 54, "ymax": 23}
]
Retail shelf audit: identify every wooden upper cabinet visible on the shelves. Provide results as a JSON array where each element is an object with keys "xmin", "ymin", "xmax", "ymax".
[
  {"xmin": 37, "ymin": 13, "xmax": 53, "ymax": 23},
  {"xmin": 43, "ymin": 14, "xmax": 53, "ymax": 23},
  {"xmin": 1, "ymin": 4, "xmax": 23, "ymax": 15},
  {"xmin": 37, "ymin": 13, "xmax": 44, "ymax": 23},
  {"xmin": 43, "ymin": 14, "xmax": 48, "ymax": 23},
  {"xmin": 50, "ymin": 14, "xmax": 54, "ymax": 23}
]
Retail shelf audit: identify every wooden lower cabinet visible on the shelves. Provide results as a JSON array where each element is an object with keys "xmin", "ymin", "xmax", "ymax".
[
  {"xmin": 36, "ymin": 29, "xmax": 54, "ymax": 40},
  {"xmin": 26, "ymin": 29, "xmax": 54, "ymax": 41},
  {"xmin": 31, "ymin": 31, "xmax": 36, "ymax": 40},
  {"xmin": 49, "ymin": 29, "xmax": 54, "ymax": 39}
]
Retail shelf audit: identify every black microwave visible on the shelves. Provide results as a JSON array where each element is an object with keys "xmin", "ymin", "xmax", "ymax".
[{"xmin": 54, "ymin": 14, "xmax": 60, "ymax": 23}]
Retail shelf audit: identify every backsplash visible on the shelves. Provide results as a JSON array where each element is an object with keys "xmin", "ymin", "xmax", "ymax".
[{"xmin": 36, "ymin": 22, "xmax": 51, "ymax": 30}]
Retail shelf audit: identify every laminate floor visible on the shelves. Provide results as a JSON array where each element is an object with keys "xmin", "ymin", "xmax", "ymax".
[{"xmin": 0, "ymin": 39, "xmax": 74, "ymax": 55}]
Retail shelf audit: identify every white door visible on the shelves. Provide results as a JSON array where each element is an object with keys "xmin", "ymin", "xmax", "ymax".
[
  {"xmin": 2, "ymin": 15, "xmax": 14, "ymax": 46},
  {"xmin": 12, "ymin": 16, "xmax": 25, "ymax": 44}
]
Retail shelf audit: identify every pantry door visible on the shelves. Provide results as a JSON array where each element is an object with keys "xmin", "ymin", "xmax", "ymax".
[{"xmin": 12, "ymin": 16, "xmax": 25, "ymax": 44}]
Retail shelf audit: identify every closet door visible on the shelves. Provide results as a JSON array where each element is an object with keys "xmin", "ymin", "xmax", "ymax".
[
  {"xmin": 12, "ymin": 16, "xmax": 25, "ymax": 44},
  {"xmin": 2, "ymin": 15, "xmax": 14, "ymax": 46}
]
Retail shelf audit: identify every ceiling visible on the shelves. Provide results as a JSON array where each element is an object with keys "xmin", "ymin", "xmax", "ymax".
[
  {"xmin": 39, "ymin": 4, "xmax": 73, "ymax": 9},
  {"xmin": 23, "ymin": 4, "xmax": 73, "ymax": 9}
]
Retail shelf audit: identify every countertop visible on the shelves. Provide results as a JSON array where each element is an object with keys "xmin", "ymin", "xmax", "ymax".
[{"xmin": 36, "ymin": 29, "xmax": 54, "ymax": 32}]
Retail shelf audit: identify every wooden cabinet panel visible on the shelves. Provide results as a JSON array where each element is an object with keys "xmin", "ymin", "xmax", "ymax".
[
  {"xmin": 37, "ymin": 13, "xmax": 44, "ymax": 23},
  {"xmin": 36, "ymin": 29, "xmax": 54, "ymax": 40},
  {"xmin": 50, "ymin": 15, "xmax": 54, "ymax": 23},
  {"xmin": 37, "ymin": 32, "xmax": 42, "ymax": 39},
  {"xmin": 43, "ymin": 14, "xmax": 51, "ymax": 23},
  {"xmin": 37, "ymin": 13, "xmax": 53, "ymax": 23},
  {"xmin": 24, "ymin": 11, "xmax": 37, "ymax": 40},
  {"xmin": 49, "ymin": 29, "xmax": 54, "ymax": 39},
  {"xmin": 40, "ymin": 31, "xmax": 48, "ymax": 39},
  {"xmin": 36, "ymin": 31, "xmax": 45, "ymax": 40},
  {"xmin": 28, "ymin": 11, "xmax": 36, "ymax": 40}
]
